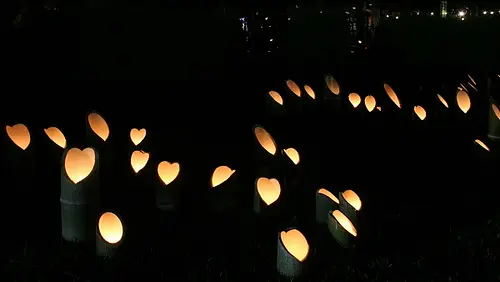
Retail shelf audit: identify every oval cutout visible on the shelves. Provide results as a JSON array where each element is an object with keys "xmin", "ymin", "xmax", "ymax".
[
  {"xmin": 98, "ymin": 212, "xmax": 124, "ymax": 244},
  {"xmin": 286, "ymin": 80, "xmax": 301, "ymax": 97},
  {"xmin": 88, "ymin": 112, "xmax": 110, "ymax": 142},
  {"xmin": 414, "ymin": 105, "xmax": 427, "ymax": 120},
  {"xmin": 332, "ymin": 210, "xmax": 357, "ymax": 237},
  {"xmin": 254, "ymin": 126, "xmax": 277, "ymax": 156},
  {"xmin": 456, "ymin": 90, "xmax": 471, "ymax": 113},
  {"xmin": 348, "ymin": 93, "xmax": 361, "ymax": 108},
  {"xmin": 342, "ymin": 190, "xmax": 362, "ymax": 211},
  {"xmin": 211, "ymin": 165, "xmax": 235, "ymax": 188},
  {"xmin": 384, "ymin": 83, "xmax": 401, "ymax": 108},
  {"xmin": 269, "ymin": 91, "xmax": 284, "ymax": 106},
  {"xmin": 44, "ymin": 127, "xmax": 66, "ymax": 149}
]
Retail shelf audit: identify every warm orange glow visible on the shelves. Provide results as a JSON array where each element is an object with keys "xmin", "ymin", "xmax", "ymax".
[
  {"xmin": 211, "ymin": 165, "xmax": 235, "ymax": 188},
  {"xmin": 437, "ymin": 94, "xmax": 449, "ymax": 108},
  {"xmin": 456, "ymin": 90, "xmax": 471, "ymax": 113},
  {"xmin": 269, "ymin": 91, "xmax": 284, "ymax": 106},
  {"xmin": 88, "ymin": 112, "xmax": 109, "ymax": 141},
  {"xmin": 318, "ymin": 188, "xmax": 339, "ymax": 203},
  {"xmin": 414, "ymin": 105, "xmax": 427, "ymax": 120},
  {"xmin": 130, "ymin": 150, "xmax": 150, "ymax": 173},
  {"xmin": 492, "ymin": 103, "xmax": 500, "ymax": 120},
  {"xmin": 348, "ymin": 93, "xmax": 361, "ymax": 108},
  {"xmin": 467, "ymin": 82, "xmax": 478, "ymax": 92},
  {"xmin": 157, "ymin": 161, "xmax": 180, "ymax": 185},
  {"xmin": 364, "ymin": 95, "xmax": 376, "ymax": 112},
  {"xmin": 468, "ymin": 74, "xmax": 477, "ymax": 86},
  {"xmin": 342, "ymin": 190, "xmax": 362, "ymax": 211},
  {"xmin": 44, "ymin": 127, "xmax": 66, "ymax": 149},
  {"xmin": 64, "ymin": 147, "xmax": 96, "ymax": 184},
  {"xmin": 325, "ymin": 75, "xmax": 340, "ymax": 95},
  {"xmin": 283, "ymin": 148, "xmax": 300, "ymax": 165},
  {"xmin": 280, "ymin": 229, "xmax": 309, "ymax": 262},
  {"xmin": 254, "ymin": 126, "xmax": 277, "ymax": 156},
  {"xmin": 376, "ymin": 106, "xmax": 382, "ymax": 111},
  {"xmin": 384, "ymin": 83, "xmax": 401, "ymax": 108},
  {"xmin": 98, "ymin": 212, "xmax": 123, "ymax": 244},
  {"xmin": 6, "ymin": 124, "xmax": 31, "ymax": 150},
  {"xmin": 130, "ymin": 128, "xmax": 146, "ymax": 146},
  {"xmin": 332, "ymin": 210, "xmax": 357, "ymax": 237},
  {"xmin": 474, "ymin": 139, "xmax": 490, "ymax": 152},
  {"xmin": 286, "ymin": 80, "xmax": 301, "ymax": 97},
  {"xmin": 257, "ymin": 177, "xmax": 281, "ymax": 205},
  {"xmin": 304, "ymin": 85, "xmax": 316, "ymax": 99}
]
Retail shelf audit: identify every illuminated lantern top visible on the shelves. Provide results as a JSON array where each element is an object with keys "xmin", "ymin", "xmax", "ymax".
[
  {"xmin": 325, "ymin": 75, "xmax": 340, "ymax": 95},
  {"xmin": 269, "ymin": 91, "xmax": 284, "ymax": 106},
  {"xmin": 332, "ymin": 210, "xmax": 357, "ymax": 237},
  {"xmin": 384, "ymin": 83, "xmax": 401, "ymax": 108},
  {"xmin": 211, "ymin": 165, "xmax": 235, "ymax": 188},
  {"xmin": 342, "ymin": 190, "xmax": 362, "ymax": 211},
  {"xmin": 286, "ymin": 80, "xmax": 301, "ymax": 97},
  {"xmin": 88, "ymin": 112, "xmax": 109, "ymax": 141},
  {"xmin": 280, "ymin": 229, "xmax": 309, "ymax": 262},
  {"xmin": 98, "ymin": 212, "xmax": 124, "ymax": 244},
  {"xmin": 304, "ymin": 85, "xmax": 316, "ymax": 99},
  {"xmin": 6, "ymin": 124, "xmax": 31, "ymax": 150},
  {"xmin": 44, "ymin": 127, "xmax": 66, "ymax": 149},
  {"xmin": 456, "ymin": 90, "xmax": 471, "ymax": 113},
  {"xmin": 254, "ymin": 126, "xmax": 277, "ymax": 156}
]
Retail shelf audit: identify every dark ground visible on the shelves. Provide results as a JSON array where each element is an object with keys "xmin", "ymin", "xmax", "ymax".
[{"xmin": 1, "ymin": 4, "xmax": 500, "ymax": 282}]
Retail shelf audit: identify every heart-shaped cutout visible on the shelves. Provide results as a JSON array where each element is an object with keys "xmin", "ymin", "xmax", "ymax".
[
  {"xmin": 157, "ymin": 161, "xmax": 180, "ymax": 185},
  {"xmin": 211, "ymin": 165, "xmax": 235, "ymax": 188},
  {"xmin": 257, "ymin": 177, "xmax": 281, "ymax": 205},
  {"xmin": 88, "ymin": 112, "xmax": 110, "ymax": 141},
  {"xmin": 130, "ymin": 128, "xmax": 146, "ymax": 146},
  {"xmin": 283, "ymin": 148, "xmax": 300, "ymax": 165},
  {"xmin": 280, "ymin": 229, "xmax": 309, "ymax": 262},
  {"xmin": 44, "ymin": 127, "xmax": 66, "ymax": 149},
  {"xmin": 64, "ymin": 147, "xmax": 96, "ymax": 184},
  {"xmin": 6, "ymin": 124, "xmax": 31, "ymax": 150},
  {"xmin": 131, "ymin": 150, "xmax": 150, "ymax": 173}
]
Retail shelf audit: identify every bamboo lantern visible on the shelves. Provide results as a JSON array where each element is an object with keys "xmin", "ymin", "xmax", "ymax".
[
  {"xmin": 284, "ymin": 79, "xmax": 302, "ymax": 114},
  {"xmin": 472, "ymin": 139, "xmax": 492, "ymax": 161},
  {"xmin": 327, "ymin": 210, "xmax": 357, "ymax": 248},
  {"xmin": 155, "ymin": 161, "xmax": 181, "ymax": 211},
  {"xmin": 383, "ymin": 83, "xmax": 402, "ymax": 110},
  {"xmin": 316, "ymin": 188, "xmax": 339, "ymax": 224},
  {"xmin": 4, "ymin": 123, "xmax": 34, "ymax": 242},
  {"xmin": 130, "ymin": 150, "xmax": 150, "ymax": 175},
  {"xmin": 303, "ymin": 84, "xmax": 317, "ymax": 112},
  {"xmin": 96, "ymin": 211, "xmax": 124, "ymax": 258},
  {"xmin": 339, "ymin": 190, "xmax": 362, "ymax": 227},
  {"xmin": 60, "ymin": 147, "xmax": 99, "ymax": 243},
  {"xmin": 253, "ymin": 125, "xmax": 278, "ymax": 170},
  {"xmin": 254, "ymin": 177, "xmax": 281, "ymax": 215},
  {"xmin": 266, "ymin": 91, "xmax": 285, "ymax": 117},
  {"xmin": 488, "ymin": 100, "xmax": 500, "ymax": 141},
  {"xmin": 323, "ymin": 74, "xmax": 341, "ymax": 112},
  {"xmin": 276, "ymin": 228, "xmax": 309, "ymax": 277},
  {"xmin": 364, "ymin": 95, "xmax": 376, "ymax": 113},
  {"xmin": 209, "ymin": 165, "xmax": 237, "ymax": 213},
  {"xmin": 129, "ymin": 128, "xmax": 147, "ymax": 151}
]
